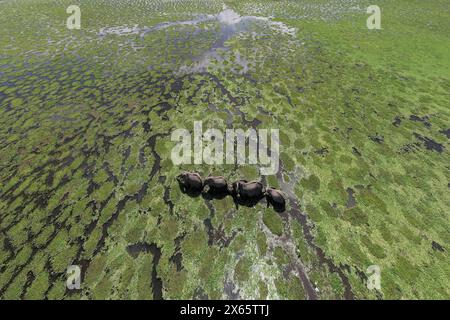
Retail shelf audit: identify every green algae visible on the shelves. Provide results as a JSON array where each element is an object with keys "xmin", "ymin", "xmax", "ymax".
[{"xmin": 0, "ymin": 0, "xmax": 449, "ymax": 300}]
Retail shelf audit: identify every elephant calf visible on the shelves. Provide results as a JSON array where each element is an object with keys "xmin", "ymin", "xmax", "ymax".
[{"xmin": 265, "ymin": 187, "xmax": 286, "ymax": 212}]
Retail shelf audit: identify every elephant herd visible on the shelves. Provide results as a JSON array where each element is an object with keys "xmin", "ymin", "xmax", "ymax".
[{"xmin": 176, "ymin": 172, "xmax": 286, "ymax": 212}]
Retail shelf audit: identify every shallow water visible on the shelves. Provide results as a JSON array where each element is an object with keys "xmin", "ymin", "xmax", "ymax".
[{"xmin": 96, "ymin": 8, "xmax": 297, "ymax": 74}]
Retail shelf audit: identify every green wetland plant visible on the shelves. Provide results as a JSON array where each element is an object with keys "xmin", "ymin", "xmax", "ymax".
[{"xmin": 0, "ymin": 0, "xmax": 449, "ymax": 300}]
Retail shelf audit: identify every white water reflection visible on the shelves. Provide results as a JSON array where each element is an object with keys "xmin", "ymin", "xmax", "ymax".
[{"xmin": 97, "ymin": 8, "xmax": 297, "ymax": 74}]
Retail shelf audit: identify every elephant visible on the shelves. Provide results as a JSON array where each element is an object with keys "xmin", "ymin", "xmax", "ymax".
[
  {"xmin": 265, "ymin": 187, "xmax": 286, "ymax": 212},
  {"xmin": 230, "ymin": 180, "xmax": 265, "ymax": 207},
  {"xmin": 202, "ymin": 176, "xmax": 229, "ymax": 199},
  {"xmin": 176, "ymin": 172, "xmax": 203, "ymax": 196}
]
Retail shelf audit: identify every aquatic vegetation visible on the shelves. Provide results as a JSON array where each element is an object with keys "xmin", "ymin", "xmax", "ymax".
[{"xmin": 0, "ymin": 0, "xmax": 449, "ymax": 300}]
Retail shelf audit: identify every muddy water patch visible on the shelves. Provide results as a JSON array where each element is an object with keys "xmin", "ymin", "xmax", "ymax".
[{"xmin": 346, "ymin": 187, "xmax": 356, "ymax": 209}]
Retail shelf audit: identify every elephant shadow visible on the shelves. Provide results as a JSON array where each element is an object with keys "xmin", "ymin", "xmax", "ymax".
[
  {"xmin": 231, "ymin": 195, "xmax": 264, "ymax": 209},
  {"xmin": 270, "ymin": 202, "xmax": 286, "ymax": 213},
  {"xmin": 201, "ymin": 190, "xmax": 229, "ymax": 201}
]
